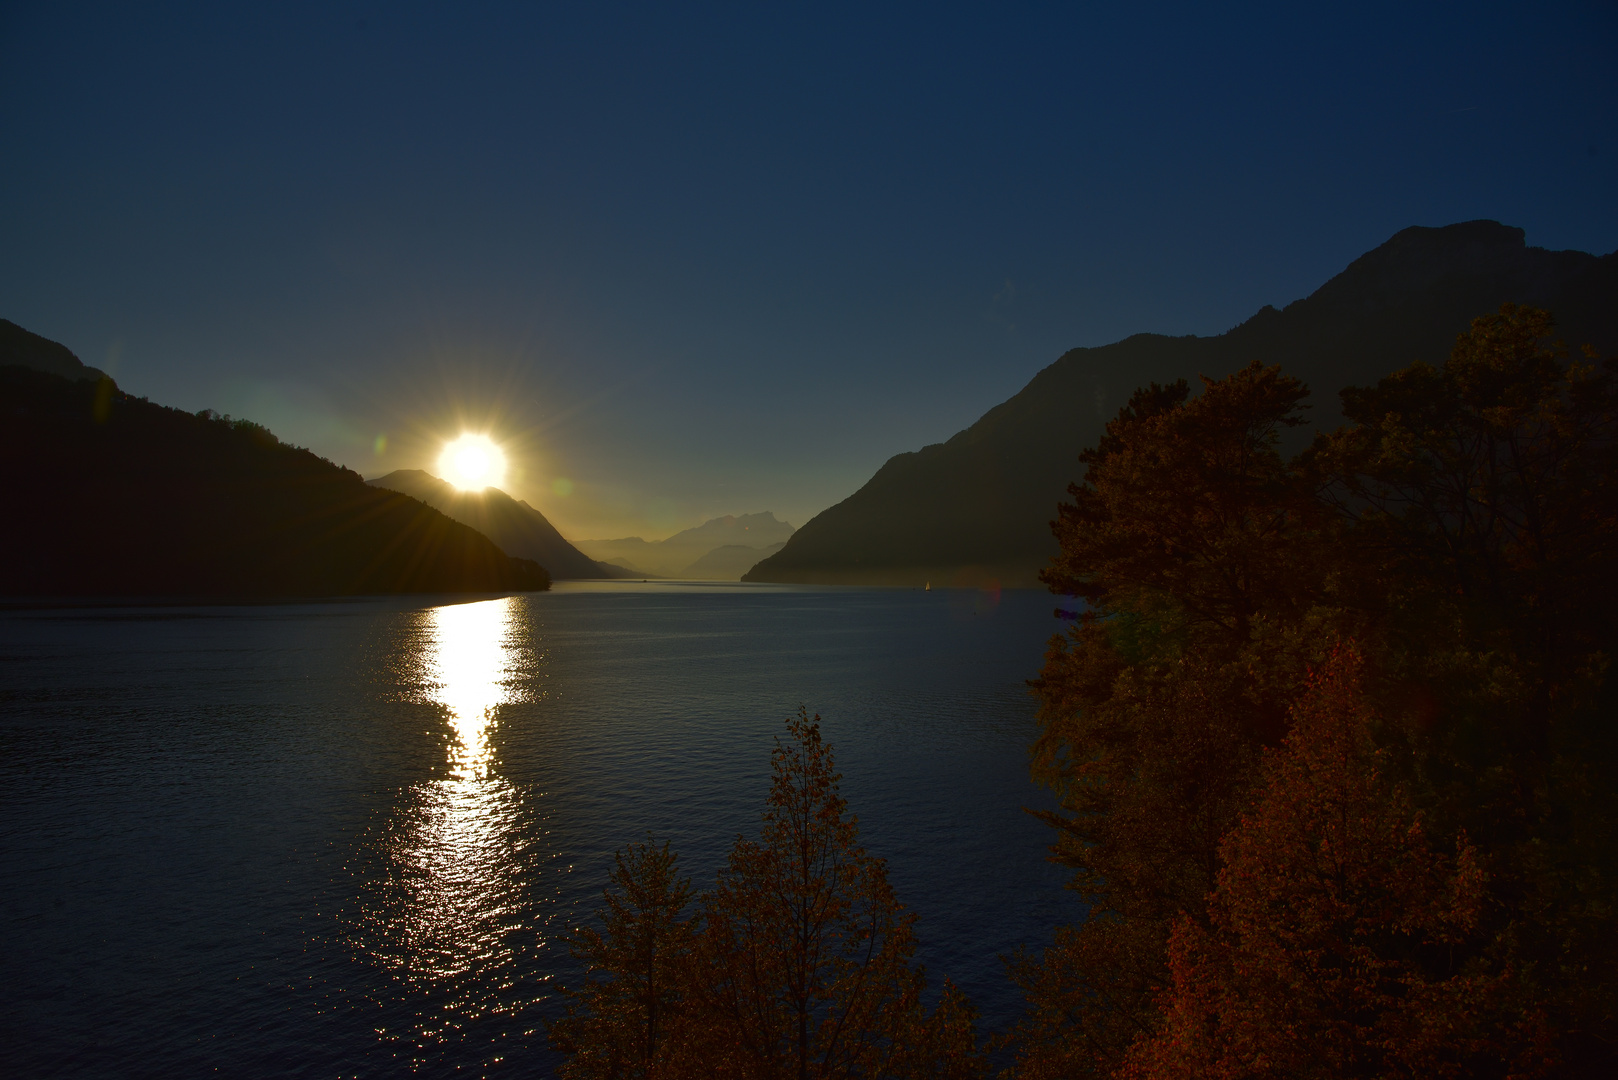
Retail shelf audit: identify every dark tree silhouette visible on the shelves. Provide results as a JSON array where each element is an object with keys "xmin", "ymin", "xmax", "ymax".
[
  {"xmin": 1016, "ymin": 306, "xmax": 1618, "ymax": 1076},
  {"xmin": 1011, "ymin": 363, "xmax": 1334, "ymax": 1078},
  {"xmin": 552, "ymin": 840, "xmax": 695, "ymax": 1079},
  {"xmin": 555, "ymin": 712, "xmax": 985, "ymax": 1080}
]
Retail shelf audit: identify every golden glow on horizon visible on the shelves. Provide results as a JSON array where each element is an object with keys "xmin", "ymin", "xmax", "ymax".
[{"xmin": 438, "ymin": 433, "xmax": 506, "ymax": 490}]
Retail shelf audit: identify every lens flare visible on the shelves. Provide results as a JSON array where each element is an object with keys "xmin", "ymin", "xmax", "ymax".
[{"xmin": 438, "ymin": 434, "xmax": 506, "ymax": 490}]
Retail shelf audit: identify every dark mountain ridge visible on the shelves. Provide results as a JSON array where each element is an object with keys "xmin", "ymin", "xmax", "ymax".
[
  {"xmin": 0, "ymin": 364, "xmax": 549, "ymax": 597},
  {"xmin": 1, "ymin": 318, "xmax": 107, "ymax": 382},
  {"xmin": 745, "ymin": 221, "xmax": 1618, "ymax": 588},
  {"xmin": 366, "ymin": 469, "xmax": 622, "ymax": 579}
]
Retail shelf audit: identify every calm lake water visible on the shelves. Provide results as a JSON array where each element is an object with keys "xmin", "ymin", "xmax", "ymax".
[{"xmin": 0, "ymin": 582, "xmax": 1080, "ymax": 1078}]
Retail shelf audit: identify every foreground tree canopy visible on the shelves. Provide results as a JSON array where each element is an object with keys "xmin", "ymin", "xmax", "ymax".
[
  {"xmin": 1018, "ymin": 304, "xmax": 1617, "ymax": 1078},
  {"xmin": 552, "ymin": 710, "xmax": 984, "ymax": 1080},
  {"xmin": 558, "ymin": 304, "xmax": 1615, "ymax": 1079}
]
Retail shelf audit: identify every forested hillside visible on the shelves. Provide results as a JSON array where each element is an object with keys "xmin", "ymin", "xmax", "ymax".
[{"xmin": 0, "ymin": 366, "xmax": 550, "ymax": 597}]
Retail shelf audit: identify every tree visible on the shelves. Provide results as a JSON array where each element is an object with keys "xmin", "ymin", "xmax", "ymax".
[
  {"xmin": 688, "ymin": 709, "xmax": 982, "ymax": 1080},
  {"xmin": 1122, "ymin": 646, "xmax": 1543, "ymax": 1080},
  {"xmin": 1308, "ymin": 304, "xmax": 1618, "ymax": 1068},
  {"xmin": 554, "ymin": 712, "xmax": 985, "ymax": 1080},
  {"xmin": 551, "ymin": 839, "xmax": 695, "ymax": 1079},
  {"xmin": 1011, "ymin": 364, "xmax": 1338, "ymax": 1077},
  {"xmin": 1311, "ymin": 304, "xmax": 1618, "ymax": 752},
  {"xmin": 1018, "ymin": 305, "xmax": 1618, "ymax": 1075},
  {"xmin": 1042, "ymin": 363, "xmax": 1324, "ymax": 647}
]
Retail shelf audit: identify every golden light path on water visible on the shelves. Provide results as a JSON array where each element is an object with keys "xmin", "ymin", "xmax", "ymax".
[
  {"xmin": 356, "ymin": 595, "xmax": 543, "ymax": 1064},
  {"xmin": 433, "ymin": 598, "xmax": 515, "ymax": 784}
]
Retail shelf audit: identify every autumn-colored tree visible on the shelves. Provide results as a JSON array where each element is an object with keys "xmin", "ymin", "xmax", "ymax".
[
  {"xmin": 555, "ymin": 712, "xmax": 985, "ymax": 1080},
  {"xmin": 1010, "ymin": 363, "xmax": 1342, "ymax": 1077},
  {"xmin": 1018, "ymin": 305, "xmax": 1617, "ymax": 1075},
  {"xmin": 1317, "ymin": 304, "xmax": 1618, "ymax": 665},
  {"xmin": 1310, "ymin": 304, "xmax": 1618, "ymax": 787},
  {"xmin": 885, "ymin": 981, "xmax": 985, "ymax": 1080},
  {"xmin": 1309, "ymin": 304, "xmax": 1618, "ymax": 1068},
  {"xmin": 1042, "ymin": 362, "xmax": 1329, "ymax": 647},
  {"xmin": 551, "ymin": 839, "xmax": 695, "ymax": 1079},
  {"xmin": 688, "ymin": 709, "xmax": 983, "ymax": 1080},
  {"xmin": 1122, "ymin": 646, "xmax": 1543, "ymax": 1080},
  {"xmin": 1007, "ymin": 657, "xmax": 1272, "ymax": 1076}
]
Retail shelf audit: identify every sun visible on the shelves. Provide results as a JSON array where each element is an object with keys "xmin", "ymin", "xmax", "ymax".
[{"xmin": 438, "ymin": 434, "xmax": 507, "ymax": 491}]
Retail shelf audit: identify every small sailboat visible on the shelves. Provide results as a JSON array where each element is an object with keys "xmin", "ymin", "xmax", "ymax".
[{"xmin": 925, "ymin": 582, "xmax": 930, "ymax": 591}]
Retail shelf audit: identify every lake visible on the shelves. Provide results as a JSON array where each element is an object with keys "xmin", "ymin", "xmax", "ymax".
[{"xmin": 0, "ymin": 582, "xmax": 1080, "ymax": 1077}]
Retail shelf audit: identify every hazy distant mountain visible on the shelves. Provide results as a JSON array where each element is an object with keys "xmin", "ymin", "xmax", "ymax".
[
  {"xmin": 579, "ymin": 540, "xmax": 664, "ymax": 577},
  {"xmin": 678, "ymin": 542, "xmax": 788, "ymax": 580},
  {"xmin": 367, "ymin": 469, "xmax": 626, "ymax": 579},
  {"xmin": 0, "ymin": 362, "xmax": 549, "ymax": 597},
  {"xmin": 746, "ymin": 221, "xmax": 1618, "ymax": 588},
  {"xmin": 1, "ymin": 318, "xmax": 108, "ymax": 382},
  {"xmin": 663, "ymin": 512, "xmax": 796, "ymax": 549},
  {"xmin": 575, "ymin": 512, "xmax": 796, "ymax": 579}
]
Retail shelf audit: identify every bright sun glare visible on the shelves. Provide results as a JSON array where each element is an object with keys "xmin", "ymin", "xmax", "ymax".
[{"xmin": 439, "ymin": 434, "xmax": 507, "ymax": 491}]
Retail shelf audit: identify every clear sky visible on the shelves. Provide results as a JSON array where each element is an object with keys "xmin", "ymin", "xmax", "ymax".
[{"xmin": 3, "ymin": 2, "xmax": 1614, "ymax": 539}]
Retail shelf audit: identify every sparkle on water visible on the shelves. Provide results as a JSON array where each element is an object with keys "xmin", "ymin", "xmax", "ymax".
[
  {"xmin": 0, "ymin": 584, "xmax": 1079, "ymax": 1077},
  {"xmin": 357, "ymin": 597, "xmax": 536, "ymax": 1057}
]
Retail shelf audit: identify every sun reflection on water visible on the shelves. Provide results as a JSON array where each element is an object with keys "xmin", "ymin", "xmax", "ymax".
[
  {"xmin": 353, "ymin": 595, "xmax": 550, "ymax": 1067},
  {"xmin": 430, "ymin": 597, "xmax": 516, "ymax": 782}
]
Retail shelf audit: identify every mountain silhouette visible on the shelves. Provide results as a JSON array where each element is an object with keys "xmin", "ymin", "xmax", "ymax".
[
  {"xmin": 677, "ymin": 542, "xmax": 788, "ymax": 579},
  {"xmin": 0, "ymin": 361, "xmax": 549, "ymax": 597},
  {"xmin": 745, "ymin": 221, "xmax": 1618, "ymax": 588},
  {"xmin": 576, "ymin": 512, "xmax": 795, "ymax": 579},
  {"xmin": 366, "ymin": 469, "xmax": 625, "ymax": 579},
  {"xmin": 1, "ymin": 318, "xmax": 108, "ymax": 382},
  {"xmin": 662, "ymin": 512, "xmax": 796, "ymax": 549}
]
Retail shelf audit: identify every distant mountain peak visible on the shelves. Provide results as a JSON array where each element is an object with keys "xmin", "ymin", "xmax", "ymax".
[
  {"xmin": 573, "ymin": 510, "xmax": 796, "ymax": 579},
  {"xmin": 662, "ymin": 511, "xmax": 795, "ymax": 545},
  {"xmin": 1297, "ymin": 219, "xmax": 1538, "ymax": 316},
  {"xmin": 367, "ymin": 469, "xmax": 617, "ymax": 579},
  {"xmin": 366, "ymin": 467, "xmax": 446, "ymax": 489}
]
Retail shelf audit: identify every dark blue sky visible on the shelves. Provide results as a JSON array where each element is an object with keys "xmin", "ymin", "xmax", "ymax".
[{"xmin": 3, "ymin": 2, "xmax": 1614, "ymax": 538}]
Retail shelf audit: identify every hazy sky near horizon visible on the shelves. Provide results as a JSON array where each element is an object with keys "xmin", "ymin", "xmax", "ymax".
[{"xmin": 3, "ymin": 2, "xmax": 1615, "ymax": 539}]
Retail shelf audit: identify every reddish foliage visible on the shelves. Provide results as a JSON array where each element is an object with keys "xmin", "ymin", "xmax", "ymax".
[{"xmin": 1123, "ymin": 647, "xmax": 1548, "ymax": 1080}]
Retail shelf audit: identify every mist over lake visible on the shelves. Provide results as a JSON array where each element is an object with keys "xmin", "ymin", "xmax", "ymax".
[{"xmin": 0, "ymin": 583, "xmax": 1076, "ymax": 1078}]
